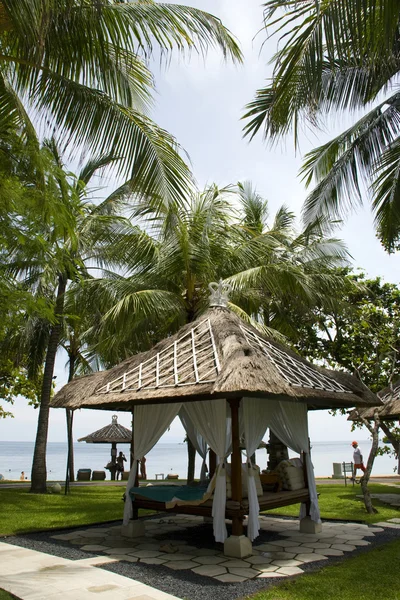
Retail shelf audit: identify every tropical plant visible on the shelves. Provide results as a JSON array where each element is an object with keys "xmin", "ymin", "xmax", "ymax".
[
  {"xmin": 0, "ymin": 0, "xmax": 241, "ymax": 205},
  {"xmin": 84, "ymin": 182, "xmax": 350, "ymax": 361},
  {"xmin": 4, "ymin": 139, "xmax": 146, "ymax": 492},
  {"xmin": 243, "ymin": 0, "xmax": 400, "ymax": 252}
]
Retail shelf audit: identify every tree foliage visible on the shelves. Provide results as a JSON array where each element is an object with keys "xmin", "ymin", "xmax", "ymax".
[{"xmin": 244, "ymin": 0, "xmax": 400, "ymax": 251}]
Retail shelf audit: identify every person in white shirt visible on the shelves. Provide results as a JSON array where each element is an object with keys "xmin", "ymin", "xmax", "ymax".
[{"xmin": 351, "ymin": 441, "xmax": 366, "ymax": 481}]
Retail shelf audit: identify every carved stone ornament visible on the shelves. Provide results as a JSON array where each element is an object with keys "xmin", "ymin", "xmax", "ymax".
[{"xmin": 208, "ymin": 280, "xmax": 232, "ymax": 308}]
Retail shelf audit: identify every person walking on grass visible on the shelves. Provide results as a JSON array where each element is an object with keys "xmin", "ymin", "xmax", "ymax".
[{"xmin": 351, "ymin": 441, "xmax": 366, "ymax": 482}]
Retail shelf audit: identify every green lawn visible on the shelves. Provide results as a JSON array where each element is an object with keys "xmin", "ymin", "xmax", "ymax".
[
  {"xmin": 1, "ymin": 482, "xmax": 399, "ymax": 537},
  {"xmin": 248, "ymin": 538, "xmax": 400, "ymax": 600},
  {"xmin": 265, "ymin": 483, "xmax": 400, "ymax": 524},
  {"xmin": 0, "ymin": 485, "xmax": 152, "ymax": 536},
  {"xmin": 0, "ymin": 590, "xmax": 19, "ymax": 600}
]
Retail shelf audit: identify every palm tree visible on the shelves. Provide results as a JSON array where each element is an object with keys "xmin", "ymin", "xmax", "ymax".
[
  {"xmin": 243, "ymin": 0, "xmax": 400, "ymax": 252},
  {"xmin": 85, "ymin": 181, "xmax": 349, "ymax": 358},
  {"xmin": 6, "ymin": 140, "xmax": 145, "ymax": 492},
  {"xmin": 0, "ymin": 0, "xmax": 241, "ymax": 205}
]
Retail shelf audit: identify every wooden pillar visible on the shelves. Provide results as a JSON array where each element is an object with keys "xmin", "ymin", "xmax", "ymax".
[
  {"xmin": 229, "ymin": 398, "xmax": 243, "ymax": 536},
  {"xmin": 209, "ymin": 449, "xmax": 217, "ymax": 480},
  {"xmin": 111, "ymin": 442, "xmax": 117, "ymax": 481}
]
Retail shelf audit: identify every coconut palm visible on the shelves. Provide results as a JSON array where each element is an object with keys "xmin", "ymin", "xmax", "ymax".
[
  {"xmin": 243, "ymin": 0, "xmax": 400, "ymax": 252},
  {"xmin": 0, "ymin": 0, "xmax": 241, "ymax": 205},
  {"xmin": 5, "ymin": 140, "xmax": 147, "ymax": 492},
  {"xmin": 84, "ymin": 181, "xmax": 349, "ymax": 361}
]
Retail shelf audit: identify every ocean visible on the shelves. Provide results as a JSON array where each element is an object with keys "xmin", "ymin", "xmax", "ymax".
[{"xmin": 0, "ymin": 440, "xmax": 397, "ymax": 481}]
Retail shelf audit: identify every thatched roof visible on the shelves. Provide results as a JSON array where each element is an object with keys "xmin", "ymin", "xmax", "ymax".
[
  {"xmin": 348, "ymin": 379, "xmax": 400, "ymax": 422},
  {"xmin": 52, "ymin": 307, "xmax": 380, "ymax": 412},
  {"xmin": 78, "ymin": 415, "xmax": 132, "ymax": 443}
]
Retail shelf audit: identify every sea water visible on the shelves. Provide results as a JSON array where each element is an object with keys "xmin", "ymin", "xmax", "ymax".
[{"xmin": 0, "ymin": 440, "xmax": 397, "ymax": 481}]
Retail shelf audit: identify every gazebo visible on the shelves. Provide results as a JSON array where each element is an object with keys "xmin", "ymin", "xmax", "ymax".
[
  {"xmin": 52, "ymin": 282, "xmax": 380, "ymax": 558},
  {"xmin": 78, "ymin": 415, "xmax": 132, "ymax": 480}
]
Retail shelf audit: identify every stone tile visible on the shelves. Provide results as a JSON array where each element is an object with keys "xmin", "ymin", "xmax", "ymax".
[
  {"xmin": 164, "ymin": 560, "xmax": 198, "ymax": 570},
  {"xmin": 140, "ymin": 557, "xmax": 168, "ymax": 565},
  {"xmin": 276, "ymin": 566, "xmax": 303, "ymax": 575},
  {"xmin": 87, "ymin": 584, "xmax": 120, "ymax": 593},
  {"xmin": 375, "ymin": 522, "xmax": 400, "ymax": 529},
  {"xmin": 220, "ymin": 559, "xmax": 252, "ymax": 568},
  {"xmin": 272, "ymin": 559, "xmax": 303, "ymax": 567},
  {"xmin": 367, "ymin": 527, "xmax": 384, "ymax": 532},
  {"xmin": 269, "ymin": 539, "xmax": 301, "ymax": 547},
  {"xmin": 128, "ymin": 550, "xmax": 163, "ymax": 558},
  {"xmin": 192, "ymin": 556, "xmax": 225, "ymax": 565},
  {"xmin": 290, "ymin": 547, "xmax": 314, "ymax": 554},
  {"xmin": 256, "ymin": 543, "xmax": 281, "ymax": 552},
  {"xmin": 261, "ymin": 551, "xmax": 296, "ymax": 560},
  {"xmin": 214, "ymin": 573, "xmax": 247, "ymax": 583},
  {"xmin": 301, "ymin": 542, "xmax": 331, "ymax": 549},
  {"xmin": 80, "ymin": 545, "xmax": 108, "ymax": 552},
  {"xmin": 192, "ymin": 548, "xmax": 218, "ymax": 556},
  {"xmin": 117, "ymin": 556, "xmax": 139, "ymax": 563},
  {"xmin": 331, "ymin": 544, "xmax": 356, "ymax": 552},
  {"xmin": 160, "ymin": 553, "xmax": 196, "ymax": 561},
  {"xmin": 388, "ymin": 518, "xmax": 400, "ymax": 523},
  {"xmin": 227, "ymin": 567, "xmax": 260, "ymax": 579},
  {"xmin": 244, "ymin": 555, "xmax": 273, "ymax": 565},
  {"xmin": 295, "ymin": 553, "xmax": 328, "ymax": 562},
  {"xmin": 256, "ymin": 564, "xmax": 279, "ymax": 573},
  {"xmin": 191, "ymin": 565, "xmax": 227, "ymax": 577},
  {"xmin": 104, "ymin": 547, "xmax": 133, "ymax": 555},
  {"xmin": 136, "ymin": 544, "xmax": 163, "ymax": 551},
  {"xmin": 319, "ymin": 548, "xmax": 344, "ymax": 556},
  {"xmin": 257, "ymin": 571, "xmax": 286, "ymax": 578},
  {"xmin": 349, "ymin": 539, "xmax": 370, "ymax": 547}
]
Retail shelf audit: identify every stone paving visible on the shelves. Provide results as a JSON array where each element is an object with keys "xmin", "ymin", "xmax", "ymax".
[{"xmin": 51, "ymin": 516, "xmax": 385, "ymax": 583}]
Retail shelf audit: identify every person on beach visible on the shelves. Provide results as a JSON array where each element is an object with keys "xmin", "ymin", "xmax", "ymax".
[
  {"xmin": 116, "ymin": 451, "xmax": 126, "ymax": 480},
  {"xmin": 351, "ymin": 441, "xmax": 366, "ymax": 481},
  {"xmin": 20, "ymin": 471, "xmax": 25, "ymax": 481}
]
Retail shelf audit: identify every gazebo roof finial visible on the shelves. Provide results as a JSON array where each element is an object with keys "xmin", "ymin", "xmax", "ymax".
[
  {"xmin": 112, "ymin": 414, "xmax": 118, "ymax": 424},
  {"xmin": 208, "ymin": 280, "xmax": 231, "ymax": 308}
]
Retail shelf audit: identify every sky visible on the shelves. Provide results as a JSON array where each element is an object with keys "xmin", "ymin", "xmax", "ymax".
[{"xmin": 1, "ymin": 0, "xmax": 399, "ymax": 446}]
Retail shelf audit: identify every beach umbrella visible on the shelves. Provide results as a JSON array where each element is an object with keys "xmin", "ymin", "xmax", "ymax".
[{"xmin": 78, "ymin": 414, "xmax": 132, "ymax": 480}]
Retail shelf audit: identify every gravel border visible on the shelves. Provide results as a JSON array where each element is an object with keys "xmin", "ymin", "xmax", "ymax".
[{"xmin": 3, "ymin": 516, "xmax": 400, "ymax": 600}]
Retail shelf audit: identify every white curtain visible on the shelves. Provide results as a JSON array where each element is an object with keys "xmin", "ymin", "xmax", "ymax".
[
  {"xmin": 183, "ymin": 399, "xmax": 230, "ymax": 542},
  {"xmin": 179, "ymin": 406, "xmax": 208, "ymax": 483},
  {"xmin": 241, "ymin": 398, "xmax": 271, "ymax": 541},
  {"xmin": 123, "ymin": 402, "xmax": 182, "ymax": 525},
  {"xmin": 263, "ymin": 399, "xmax": 321, "ymax": 523}
]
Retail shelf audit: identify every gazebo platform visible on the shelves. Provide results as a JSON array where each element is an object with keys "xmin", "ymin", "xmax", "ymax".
[{"xmin": 50, "ymin": 515, "xmax": 384, "ymax": 584}]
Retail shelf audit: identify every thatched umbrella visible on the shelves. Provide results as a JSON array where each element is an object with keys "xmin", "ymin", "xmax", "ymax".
[{"xmin": 78, "ymin": 414, "xmax": 132, "ymax": 480}]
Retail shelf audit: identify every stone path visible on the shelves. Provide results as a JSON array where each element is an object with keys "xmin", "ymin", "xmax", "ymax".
[
  {"xmin": 0, "ymin": 541, "xmax": 181, "ymax": 600},
  {"xmin": 50, "ymin": 515, "xmax": 384, "ymax": 584}
]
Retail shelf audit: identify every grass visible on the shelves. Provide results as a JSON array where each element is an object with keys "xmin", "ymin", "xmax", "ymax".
[
  {"xmin": 264, "ymin": 483, "xmax": 400, "ymax": 524},
  {"xmin": 0, "ymin": 590, "xmax": 19, "ymax": 600},
  {"xmin": 1, "ymin": 482, "xmax": 398, "ymax": 536},
  {"xmin": 248, "ymin": 538, "xmax": 400, "ymax": 600},
  {"xmin": 0, "ymin": 485, "xmax": 153, "ymax": 536}
]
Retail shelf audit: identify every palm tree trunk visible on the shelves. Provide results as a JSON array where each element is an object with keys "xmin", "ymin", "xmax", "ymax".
[
  {"xmin": 31, "ymin": 274, "xmax": 67, "ymax": 493},
  {"xmin": 66, "ymin": 354, "xmax": 76, "ymax": 485},
  {"xmin": 186, "ymin": 437, "xmax": 196, "ymax": 484}
]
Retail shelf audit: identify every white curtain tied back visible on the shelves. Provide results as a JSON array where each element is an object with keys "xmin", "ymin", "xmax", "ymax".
[
  {"xmin": 183, "ymin": 399, "xmax": 231, "ymax": 542},
  {"xmin": 123, "ymin": 402, "xmax": 182, "ymax": 525}
]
